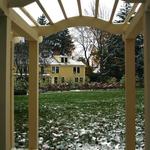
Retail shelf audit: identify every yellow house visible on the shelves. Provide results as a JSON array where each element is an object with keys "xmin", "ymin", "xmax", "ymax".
[{"xmin": 40, "ymin": 55, "xmax": 86, "ymax": 84}]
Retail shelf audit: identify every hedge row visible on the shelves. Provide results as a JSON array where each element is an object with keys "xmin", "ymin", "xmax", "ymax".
[{"xmin": 40, "ymin": 82, "xmax": 122, "ymax": 92}]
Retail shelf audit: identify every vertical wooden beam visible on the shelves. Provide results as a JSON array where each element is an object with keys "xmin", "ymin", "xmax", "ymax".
[
  {"xmin": 58, "ymin": 0, "xmax": 68, "ymax": 19},
  {"xmin": 77, "ymin": 0, "xmax": 82, "ymax": 16},
  {"xmin": 109, "ymin": 0, "xmax": 119, "ymax": 23},
  {"xmin": 29, "ymin": 41, "xmax": 39, "ymax": 149},
  {"xmin": 125, "ymin": 38, "xmax": 136, "ymax": 150},
  {"xmin": 20, "ymin": 8, "xmax": 39, "ymax": 26},
  {"xmin": 36, "ymin": 0, "xmax": 53, "ymax": 25},
  {"xmin": 144, "ymin": 10, "xmax": 150, "ymax": 150},
  {"xmin": 10, "ymin": 38, "xmax": 15, "ymax": 149},
  {"xmin": 0, "ymin": 13, "xmax": 11, "ymax": 150},
  {"xmin": 95, "ymin": 0, "xmax": 99, "ymax": 18}
]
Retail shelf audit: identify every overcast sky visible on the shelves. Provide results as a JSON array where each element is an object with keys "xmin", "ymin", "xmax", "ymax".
[{"xmin": 21, "ymin": 0, "xmax": 124, "ymax": 25}]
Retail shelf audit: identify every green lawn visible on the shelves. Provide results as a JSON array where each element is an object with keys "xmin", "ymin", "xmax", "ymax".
[{"xmin": 15, "ymin": 89, "xmax": 144, "ymax": 149}]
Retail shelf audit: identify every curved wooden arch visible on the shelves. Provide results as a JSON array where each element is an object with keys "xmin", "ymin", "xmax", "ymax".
[
  {"xmin": 35, "ymin": 16, "xmax": 128, "ymax": 36},
  {"xmin": 8, "ymin": 0, "xmax": 35, "ymax": 7}
]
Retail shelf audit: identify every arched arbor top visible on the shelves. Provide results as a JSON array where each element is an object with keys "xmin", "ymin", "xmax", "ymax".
[
  {"xmin": 0, "ymin": 0, "xmax": 147, "ymax": 39},
  {"xmin": 35, "ymin": 16, "xmax": 128, "ymax": 36}
]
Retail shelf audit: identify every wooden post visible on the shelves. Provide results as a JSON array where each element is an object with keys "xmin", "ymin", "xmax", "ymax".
[
  {"xmin": 10, "ymin": 38, "xmax": 15, "ymax": 149},
  {"xmin": 28, "ymin": 40, "xmax": 39, "ymax": 149},
  {"xmin": 144, "ymin": 10, "xmax": 150, "ymax": 150},
  {"xmin": 125, "ymin": 38, "xmax": 136, "ymax": 150},
  {"xmin": 0, "ymin": 13, "xmax": 11, "ymax": 150}
]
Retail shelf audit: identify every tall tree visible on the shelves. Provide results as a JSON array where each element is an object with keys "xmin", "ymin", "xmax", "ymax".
[
  {"xmin": 90, "ymin": 28, "xmax": 111, "ymax": 75},
  {"xmin": 72, "ymin": 26, "xmax": 97, "ymax": 76},
  {"xmin": 44, "ymin": 29, "xmax": 75, "ymax": 55},
  {"xmin": 37, "ymin": 14, "xmax": 48, "ymax": 25},
  {"xmin": 14, "ymin": 38, "xmax": 29, "ymax": 94},
  {"xmin": 14, "ymin": 39, "xmax": 29, "ymax": 80},
  {"xmin": 135, "ymin": 34, "xmax": 144, "ymax": 86},
  {"xmin": 106, "ymin": 2, "xmax": 143, "ymax": 85},
  {"xmin": 38, "ymin": 15, "xmax": 75, "ymax": 56},
  {"xmin": 106, "ymin": 34, "xmax": 125, "ymax": 81},
  {"xmin": 72, "ymin": 27, "xmax": 95, "ymax": 66},
  {"xmin": 105, "ymin": 2, "xmax": 132, "ymax": 81},
  {"xmin": 115, "ymin": 2, "xmax": 132, "ymax": 23}
]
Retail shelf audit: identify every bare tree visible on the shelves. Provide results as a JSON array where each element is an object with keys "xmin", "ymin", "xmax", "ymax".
[
  {"xmin": 71, "ymin": 1, "xmax": 112, "ymax": 77},
  {"xmin": 14, "ymin": 40, "xmax": 29, "ymax": 79},
  {"xmin": 71, "ymin": 26, "xmax": 95, "ymax": 67}
]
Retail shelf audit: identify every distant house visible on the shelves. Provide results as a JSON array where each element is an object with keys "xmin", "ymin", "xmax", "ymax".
[{"xmin": 40, "ymin": 55, "xmax": 86, "ymax": 84}]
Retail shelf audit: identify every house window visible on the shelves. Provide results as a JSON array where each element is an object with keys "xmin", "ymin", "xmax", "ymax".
[
  {"xmin": 54, "ymin": 77, "xmax": 58, "ymax": 84},
  {"xmin": 52, "ymin": 67, "xmax": 55, "ymax": 73},
  {"xmin": 73, "ymin": 67, "xmax": 80, "ymax": 74},
  {"xmin": 52, "ymin": 66, "xmax": 59, "ymax": 73},
  {"xmin": 77, "ymin": 67, "xmax": 80, "ymax": 73},
  {"xmin": 61, "ymin": 57, "xmax": 64, "ymax": 63},
  {"xmin": 61, "ymin": 77, "xmax": 65, "ymax": 83},
  {"xmin": 80, "ymin": 77, "xmax": 83, "ymax": 83},
  {"xmin": 73, "ymin": 67, "xmax": 76, "ymax": 74},
  {"xmin": 61, "ymin": 57, "xmax": 68, "ymax": 63},
  {"xmin": 56, "ymin": 67, "xmax": 59, "ymax": 73},
  {"xmin": 75, "ymin": 77, "xmax": 78, "ymax": 82},
  {"xmin": 65, "ymin": 57, "xmax": 68, "ymax": 63}
]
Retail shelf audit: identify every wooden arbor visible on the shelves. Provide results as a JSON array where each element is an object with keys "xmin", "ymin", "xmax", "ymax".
[{"xmin": 0, "ymin": 0, "xmax": 149, "ymax": 149}]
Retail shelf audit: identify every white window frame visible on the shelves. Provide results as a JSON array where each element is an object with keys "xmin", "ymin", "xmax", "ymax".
[
  {"xmin": 52, "ymin": 66, "xmax": 59, "ymax": 73},
  {"xmin": 73, "ymin": 66, "xmax": 80, "ymax": 74}
]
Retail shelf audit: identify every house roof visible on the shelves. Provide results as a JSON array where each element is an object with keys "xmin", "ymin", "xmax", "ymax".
[{"xmin": 39, "ymin": 55, "xmax": 85, "ymax": 66}]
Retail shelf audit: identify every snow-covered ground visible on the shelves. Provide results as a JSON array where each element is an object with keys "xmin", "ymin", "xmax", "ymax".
[{"xmin": 15, "ymin": 94, "xmax": 144, "ymax": 150}]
